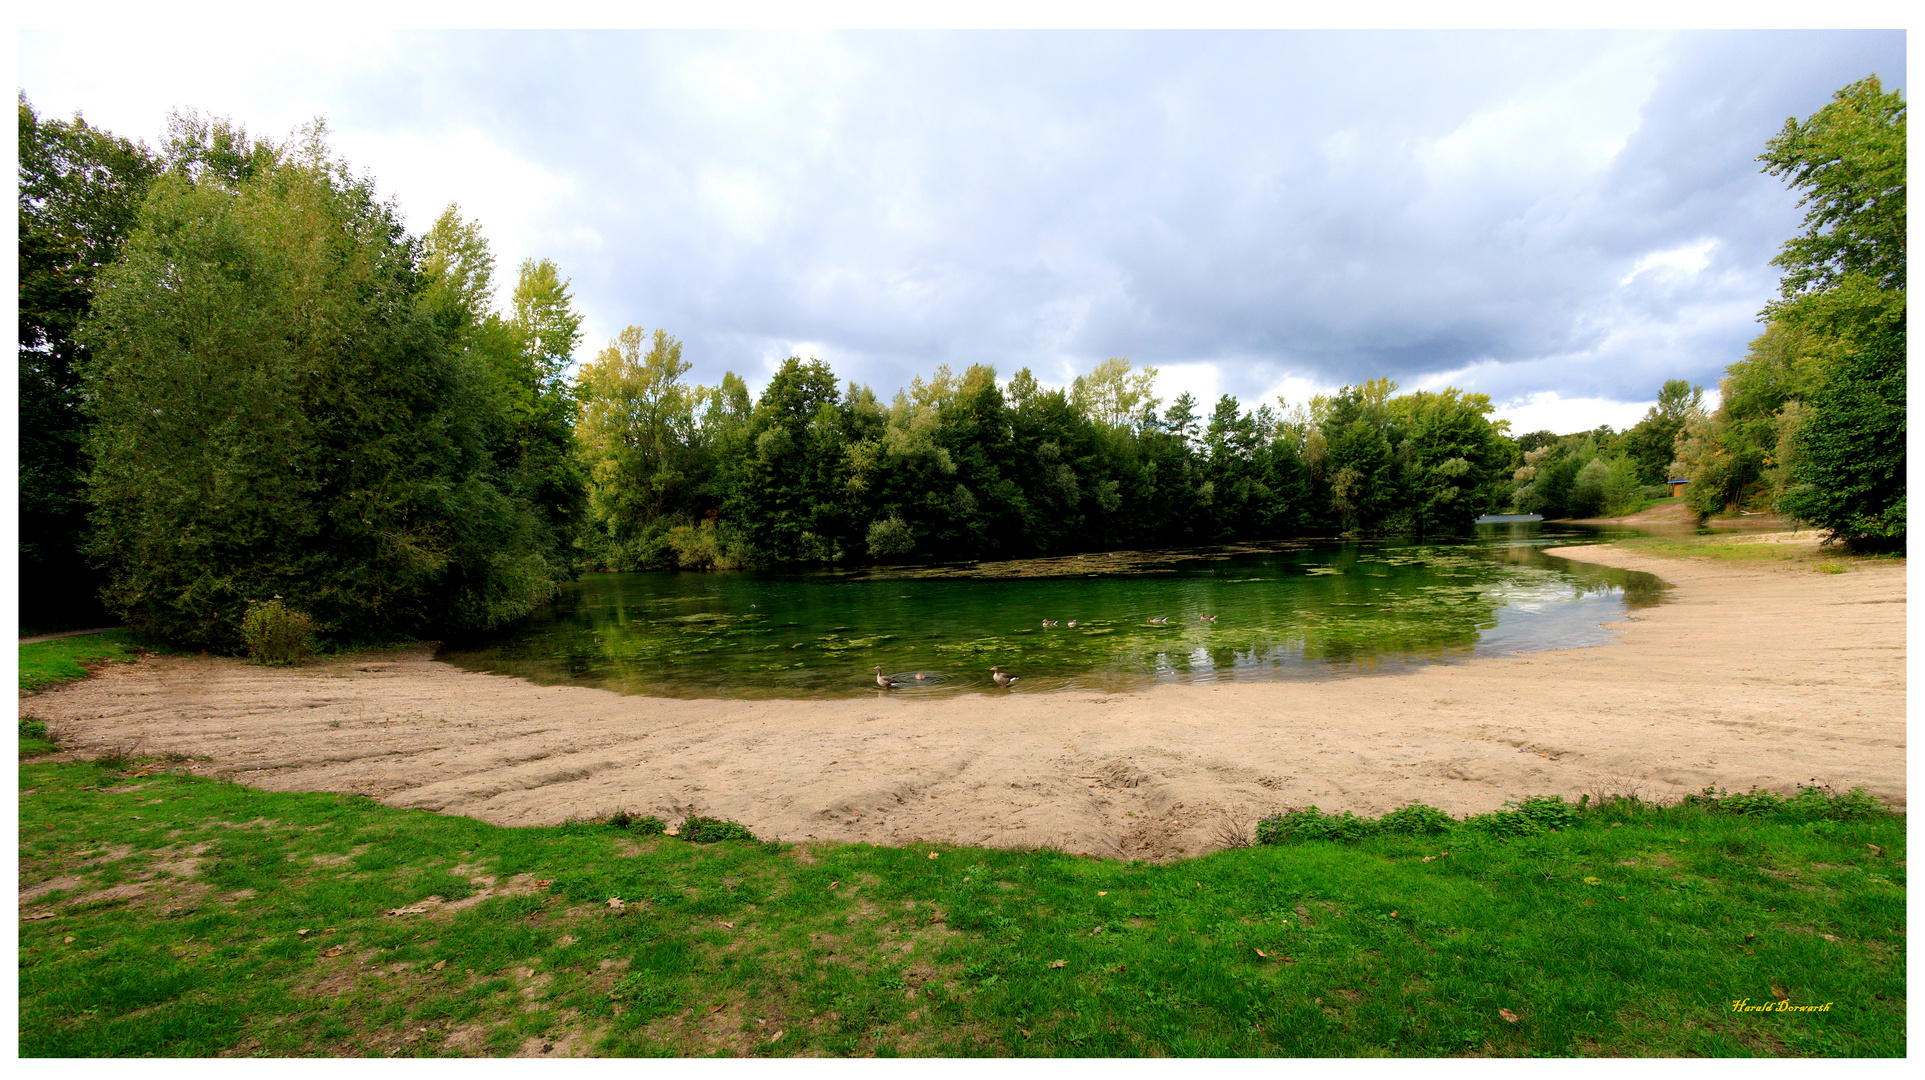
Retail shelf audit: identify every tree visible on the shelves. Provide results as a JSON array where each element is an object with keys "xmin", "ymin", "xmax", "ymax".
[
  {"xmin": 1619, "ymin": 379, "xmax": 1704, "ymax": 484},
  {"xmin": 17, "ymin": 96, "xmax": 160, "ymax": 628},
  {"xmin": 1758, "ymin": 75, "xmax": 1905, "ymax": 547},
  {"xmin": 80, "ymin": 117, "xmax": 561, "ymax": 648},
  {"xmin": 1778, "ymin": 331, "xmax": 1905, "ymax": 550}
]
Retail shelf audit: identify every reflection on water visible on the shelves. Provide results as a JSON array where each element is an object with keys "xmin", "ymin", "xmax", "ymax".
[{"xmin": 437, "ymin": 523, "xmax": 1664, "ymax": 699}]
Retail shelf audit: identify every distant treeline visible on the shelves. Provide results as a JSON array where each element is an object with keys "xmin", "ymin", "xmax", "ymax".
[{"xmin": 17, "ymin": 77, "xmax": 1902, "ymax": 649}]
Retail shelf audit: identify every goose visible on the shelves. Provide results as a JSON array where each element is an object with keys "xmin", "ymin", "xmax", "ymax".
[
  {"xmin": 1042, "ymin": 619, "xmax": 1057, "ymax": 627},
  {"xmin": 1067, "ymin": 620, "xmax": 1077, "ymax": 627},
  {"xmin": 1148, "ymin": 616, "xmax": 1169, "ymax": 624},
  {"xmin": 1198, "ymin": 613, "xmax": 1218, "ymax": 622},
  {"xmin": 915, "ymin": 671, "xmax": 930, "ymax": 681},
  {"xmin": 990, "ymin": 666, "xmax": 1018, "ymax": 688},
  {"xmin": 874, "ymin": 665, "xmax": 900, "ymax": 689}
]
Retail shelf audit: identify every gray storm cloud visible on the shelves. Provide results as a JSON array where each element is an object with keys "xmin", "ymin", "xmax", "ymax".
[{"xmin": 43, "ymin": 29, "xmax": 1907, "ymax": 414}]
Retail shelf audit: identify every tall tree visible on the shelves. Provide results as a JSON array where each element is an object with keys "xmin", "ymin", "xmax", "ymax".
[
  {"xmin": 17, "ymin": 96, "xmax": 160, "ymax": 628},
  {"xmin": 80, "ymin": 117, "xmax": 562, "ymax": 648},
  {"xmin": 1759, "ymin": 76, "xmax": 1905, "ymax": 547}
]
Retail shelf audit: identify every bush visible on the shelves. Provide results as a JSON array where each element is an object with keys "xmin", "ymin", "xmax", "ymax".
[
  {"xmin": 20, "ymin": 718, "xmax": 49, "ymax": 740},
  {"xmin": 1684, "ymin": 784, "xmax": 1889, "ymax": 822},
  {"xmin": 608, "ymin": 810, "xmax": 667, "ymax": 835},
  {"xmin": 676, "ymin": 815, "xmax": 756, "ymax": 844},
  {"xmin": 1378, "ymin": 802, "xmax": 1455, "ymax": 836},
  {"xmin": 240, "ymin": 599, "xmax": 316, "ymax": 665},
  {"xmin": 866, "ymin": 515, "xmax": 916, "ymax": 559},
  {"xmin": 1256, "ymin": 806, "xmax": 1376, "ymax": 845},
  {"xmin": 1469, "ymin": 794, "xmax": 1583, "ymax": 838}
]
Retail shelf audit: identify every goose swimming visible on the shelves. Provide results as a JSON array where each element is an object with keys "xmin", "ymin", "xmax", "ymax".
[
  {"xmin": 1042, "ymin": 619, "xmax": 1058, "ymax": 627},
  {"xmin": 1148, "ymin": 616, "xmax": 1169, "ymax": 624}
]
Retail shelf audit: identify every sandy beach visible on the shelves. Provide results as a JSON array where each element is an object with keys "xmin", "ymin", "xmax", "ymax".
[{"xmin": 23, "ymin": 537, "xmax": 1905, "ymax": 860}]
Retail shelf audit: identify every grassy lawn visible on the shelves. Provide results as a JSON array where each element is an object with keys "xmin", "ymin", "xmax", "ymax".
[
  {"xmin": 18, "ymin": 630, "xmax": 142, "ymax": 694},
  {"xmin": 18, "ymin": 744, "xmax": 1904, "ymax": 1058},
  {"xmin": 1609, "ymin": 531, "xmax": 1901, "ymax": 573}
]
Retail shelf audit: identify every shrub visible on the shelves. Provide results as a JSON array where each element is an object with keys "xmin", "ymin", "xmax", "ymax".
[
  {"xmin": 866, "ymin": 515, "xmax": 916, "ymax": 559},
  {"xmin": 20, "ymin": 718, "xmax": 49, "ymax": 741},
  {"xmin": 1256, "ymin": 807, "xmax": 1376, "ymax": 845},
  {"xmin": 1378, "ymin": 802, "xmax": 1455, "ymax": 836},
  {"xmin": 677, "ymin": 815, "xmax": 756, "ymax": 844},
  {"xmin": 240, "ymin": 599, "xmax": 316, "ymax": 665},
  {"xmin": 1686, "ymin": 784, "xmax": 1889, "ymax": 822},
  {"xmin": 1469, "ymin": 794, "xmax": 1582, "ymax": 838},
  {"xmin": 608, "ymin": 810, "xmax": 667, "ymax": 835}
]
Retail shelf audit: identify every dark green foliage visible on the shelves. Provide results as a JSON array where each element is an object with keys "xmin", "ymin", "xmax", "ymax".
[
  {"xmin": 20, "ymin": 718, "xmax": 49, "ymax": 740},
  {"xmin": 1682, "ymin": 784, "xmax": 1890, "ymax": 823},
  {"xmin": 608, "ymin": 811, "xmax": 666, "ymax": 836},
  {"xmin": 78, "ymin": 118, "xmax": 565, "ymax": 650},
  {"xmin": 239, "ymin": 599, "xmax": 316, "ymax": 666},
  {"xmin": 1375, "ymin": 802, "xmax": 1454, "ymax": 836},
  {"xmin": 1469, "ymin": 795, "xmax": 1584, "ymax": 838},
  {"xmin": 1255, "ymin": 807, "xmax": 1377, "ymax": 845},
  {"xmin": 1778, "ymin": 331, "xmax": 1905, "ymax": 550},
  {"xmin": 676, "ymin": 816, "xmax": 757, "ymax": 844},
  {"xmin": 17, "ymin": 96, "xmax": 161, "ymax": 630}
]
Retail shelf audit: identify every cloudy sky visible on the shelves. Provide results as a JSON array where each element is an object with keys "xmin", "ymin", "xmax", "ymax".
[{"xmin": 18, "ymin": 28, "xmax": 1906, "ymax": 433}]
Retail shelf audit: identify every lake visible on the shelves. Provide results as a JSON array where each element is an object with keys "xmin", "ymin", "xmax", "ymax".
[{"xmin": 437, "ymin": 523, "xmax": 1662, "ymax": 699}]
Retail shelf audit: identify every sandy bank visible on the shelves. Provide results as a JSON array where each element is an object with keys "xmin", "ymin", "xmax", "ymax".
[{"xmin": 25, "ymin": 538, "xmax": 1905, "ymax": 860}]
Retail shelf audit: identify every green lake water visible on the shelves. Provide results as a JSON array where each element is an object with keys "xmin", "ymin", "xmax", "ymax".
[{"xmin": 436, "ymin": 523, "xmax": 1663, "ymax": 699}]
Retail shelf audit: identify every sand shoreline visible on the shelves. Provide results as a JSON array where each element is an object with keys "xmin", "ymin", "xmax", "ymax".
[{"xmin": 24, "ymin": 538, "xmax": 1905, "ymax": 860}]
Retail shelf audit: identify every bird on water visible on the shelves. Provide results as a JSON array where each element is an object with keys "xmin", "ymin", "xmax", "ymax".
[
  {"xmin": 874, "ymin": 665, "xmax": 899, "ymax": 689},
  {"xmin": 1067, "ymin": 620, "xmax": 1077, "ymax": 627},
  {"xmin": 1042, "ymin": 619, "xmax": 1057, "ymax": 627},
  {"xmin": 1147, "ymin": 616, "xmax": 1169, "ymax": 624},
  {"xmin": 991, "ymin": 666, "xmax": 1018, "ymax": 688},
  {"xmin": 1198, "ymin": 613, "xmax": 1218, "ymax": 622}
]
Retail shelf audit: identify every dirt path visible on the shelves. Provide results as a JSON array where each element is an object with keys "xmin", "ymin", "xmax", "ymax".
[{"xmin": 24, "ymin": 539, "xmax": 1904, "ymax": 860}]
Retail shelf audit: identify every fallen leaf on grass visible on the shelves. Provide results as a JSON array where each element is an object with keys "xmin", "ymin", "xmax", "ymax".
[
  {"xmin": 432, "ymin": 960, "xmax": 446, "ymax": 971},
  {"xmin": 1020, "ymin": 1030, "xmax": 1032, "ymax": 1039},
  {"xmin": 296, "ymin": 929, "xmax": 310, "ymax": 936},
  {"xmin": 532, "ymin": 880, "xmax": 553, "ymax": 890},
  {"xmin": 1771, "ymin": 983, "xmax": 1789, "ymax": 1001},
  {"xmin": 1582, "ymin": 877, "xmax": 1601, "ymax": 885},
  {"xmin": 386, "ymin": 904, "xmax": 432, "ymax": 916},
  {"xmin": 769, "ymin": 1030, "xmax": 784, "ymax": 1043},
  {"xmin": 927, "ymin": 852, "xmax": 940, "ymax": 860},
  {"xmin": 1499, "ymin": 1008, "xmax": 1520, "ymax": 1023},
  {"xmin": 1097, "ymin": 891, "xmax": 1108, "ymax": 896},
  {"xmin": 323, "ymin": 946, "xmax": 344, "ymax": 957},
  {"xmin": 1867, "ymin": 844, "xmax": 1884, "ymax": 856},
  {"xmin": 1389, "ymin": 910, "xmax": 1397, "ymax": 918},
  {"xmin": 709, "ymin": 1003, "xmax": 726, "ymax": 1014},
  {"xmin": 63, "ymin": 936, "xmax": 75, "ymax": 944},
  {"xmin": 1254, "ymin": 948, "xmax": 1269, "ymax": 959},
  {"xmin": 1281, "ymin": 956, "xmax": 1296, "ymax": 964},
  {"xmin": 829, "ymin": 881, "xmax": 840, "ymax": 889},
  {"xmin": 1049, "ymin": 959, "xmax": 1067, "ymax": 969},
  {"xmin": 606, "ymin": 897, "xmax": 626, "ymax": 910},
  {"xmin": 717, "ymin": 920, "xmax": 735, "ymax": 929},
  {"xmin": 23, "ymin": 913, "xmax": 56, "ymax": 921}
]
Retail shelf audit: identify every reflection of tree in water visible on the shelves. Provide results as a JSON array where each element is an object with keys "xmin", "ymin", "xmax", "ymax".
[{"xmin": 437, "ymin": 534, "xmax": 1665, "ymax": 697}]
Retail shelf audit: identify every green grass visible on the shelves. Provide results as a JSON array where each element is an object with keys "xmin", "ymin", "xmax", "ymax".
[
  {"xmin": 19, "ymin": 630, "xmax": 142, "ymax": 694},
  {"xmin": 1610, "ymin": 532, "xmax": 1900, "ymax": 572},
  {"xmin": 17, "ymin": 754, "xmax": 1904, "ymax": 1057}
]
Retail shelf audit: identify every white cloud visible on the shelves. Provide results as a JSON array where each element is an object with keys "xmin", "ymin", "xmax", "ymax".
[
  {"xmin": 1620, "ymin": 238, "xmax": 1717, "ymax": 285},
  {"xmin": 1491, "ymin": 391, "xmax": 1653, "ymax": 435}
]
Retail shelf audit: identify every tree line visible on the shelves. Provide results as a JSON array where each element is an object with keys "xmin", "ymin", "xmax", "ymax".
[{"xmin": 16, "ymin": 76, "xmax": 1902, "ymax": 650}]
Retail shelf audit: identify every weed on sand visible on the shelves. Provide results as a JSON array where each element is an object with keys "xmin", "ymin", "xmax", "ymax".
[{"xmin": 17, "ymin": 756, "xmax": 1904, "ymax": 1058}]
